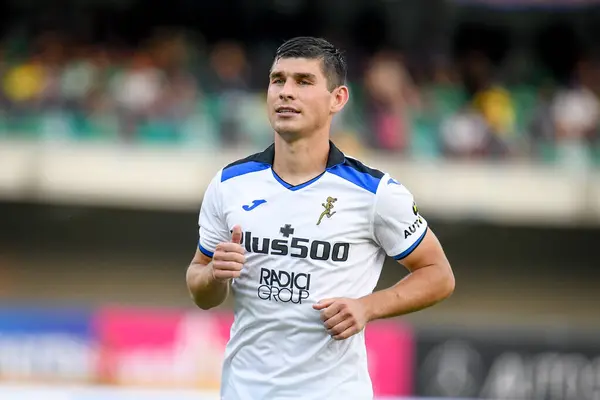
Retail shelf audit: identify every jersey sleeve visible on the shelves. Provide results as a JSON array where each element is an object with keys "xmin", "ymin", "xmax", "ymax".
[
  {"xmin": 198, "ymin": 171, "xmax": 230, "ymax": 258},
  {"xmin": 373, "ymin": 175, "xmax": 428, "ymax": 260}
]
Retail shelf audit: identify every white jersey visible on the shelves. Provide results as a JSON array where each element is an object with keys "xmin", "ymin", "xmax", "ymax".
[{"xmin": 198, "ymin": 141, "xmax": 428, "ymax": 400}]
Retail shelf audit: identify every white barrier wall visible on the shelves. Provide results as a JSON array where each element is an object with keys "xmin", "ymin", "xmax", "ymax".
[{"xmin": 1, "ymin": 140, "xmax": 599, "ymax": 226}]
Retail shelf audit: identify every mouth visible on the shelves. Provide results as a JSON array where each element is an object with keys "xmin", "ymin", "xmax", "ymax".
[{"xmin": 275, "ymin": 106, "xmax": 300, "ymax": 115}]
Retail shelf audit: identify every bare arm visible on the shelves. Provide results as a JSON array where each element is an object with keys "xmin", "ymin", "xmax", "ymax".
[
  {"xmin": 360, "ymin": 228, "xmax": 455, "ymax": 321},
  {"xmin": 186, "ymin": 250, "xmax": 230, "ymax": 310},
  {"xmin": 186, "ymin": 226, "xmax": 245, "ymax": 310},
  {"xmin": 314, "ymin": 181, "xmax": 454, "ymax": 340}
]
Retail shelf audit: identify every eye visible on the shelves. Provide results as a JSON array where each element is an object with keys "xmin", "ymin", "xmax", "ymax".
[
  {"xmin": 298, "ymin": 80, "xmax": 311, "ymax": 86},
  {"xmin": 272, "ymin": 78, "xmax": 284, "ymax": 84}
]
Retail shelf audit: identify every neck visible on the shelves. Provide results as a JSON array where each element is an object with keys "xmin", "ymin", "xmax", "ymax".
[{"xmin": 272, "ymin": 133, "xmax": 330, "ymax": 186}]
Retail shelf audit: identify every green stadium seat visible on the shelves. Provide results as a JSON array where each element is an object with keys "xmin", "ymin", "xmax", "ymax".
[
  {"xmin": 138, "ymin": 120, "xmax": 180, "ymax": 144},
  {"xmin": 509, "ymin": 85, "xmax": 538, "ymax": 136},
  {"xmin": 430, "ymin": 84, "xmax": 468, "ymax": 117},
  {"xmin": 409, "ymin": 112, "xmax": 441, "ymax": 159},
  {"xmin": 70, "ymin": 112, "xmax": 120, "ymax": 142},
  {"xmin": 179, "ymin": 98, "xmax": 221, "ymax": 149}
]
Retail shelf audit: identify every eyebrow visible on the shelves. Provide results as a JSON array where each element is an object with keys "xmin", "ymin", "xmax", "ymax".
[{"xmin": 269, "ymin": 71, "xmax": 317, "ymax": 81}]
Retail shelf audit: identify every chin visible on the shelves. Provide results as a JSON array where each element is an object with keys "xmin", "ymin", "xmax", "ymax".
[{"xmin": 273, "ymin": 121, "xmax": 306, "ymax": 137}]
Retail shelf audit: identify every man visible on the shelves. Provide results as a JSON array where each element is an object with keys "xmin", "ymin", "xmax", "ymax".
[{"xmin": 186, "ymin": 37, "xmax": 455, "ymax": 400}]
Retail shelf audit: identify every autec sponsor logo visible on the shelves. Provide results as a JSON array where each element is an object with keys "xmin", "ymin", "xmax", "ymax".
[{"xmin": 404, "ymin": 216, "xmax": 424, "ymax": 239}]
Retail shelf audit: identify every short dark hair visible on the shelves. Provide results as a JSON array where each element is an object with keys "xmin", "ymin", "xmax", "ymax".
[{"xmin": 274, "ymin": 37, "xmax": 347, "ymax": 91}]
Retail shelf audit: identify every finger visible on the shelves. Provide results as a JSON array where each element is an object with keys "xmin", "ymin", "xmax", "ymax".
[
  {"xmin": 323, "ymin": 311, "xmax": 346, "ymax": 330},
  {"xmin": 216, "ymin": 242, "xmax": 246, "ymax": 254},
  {"xmin": 333, "ymin": 326, "xmax": 358, "ymax": 341},
  {"xmin": 231, "ymin": 225, "xmax": 243, "ymax": 244},
  {"xmin": 214, "ymin": 251, "xmax": 245, "ymax": 264},
  {"xmin": 320, "ymin": 303, "xmax": 343, "ymax": 322},
  {"xmin": 213, "ymin": 260, "xmax": 243, "ymax": 271},
  {"xmin": 312, "ymin": 298, "xmax": 338, "ymax": 310},
  {"xmin": 213, "ymin": 269, "xmax": 241, "ymax": 281},
  {"xmin": 328, "ymin": 318, "xmax": 354, "ymax": 337}
]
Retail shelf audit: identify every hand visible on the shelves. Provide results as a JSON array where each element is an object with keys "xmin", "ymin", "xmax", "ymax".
[
  {"xmin": 313, "ymin": 298, "xmax": 369, "ymax": 340},
  {"xmin": 211, "ymin": 225, "xmax": 246, "ymax": 282}
]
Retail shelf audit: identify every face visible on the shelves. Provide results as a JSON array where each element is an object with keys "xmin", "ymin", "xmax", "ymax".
[{"xmin": 267, "ymin": 57, "xmax": 348, "ymax": 138}]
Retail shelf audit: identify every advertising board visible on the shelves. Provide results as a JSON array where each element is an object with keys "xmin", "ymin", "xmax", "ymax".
[
  {"xmin": 95, "ymin": 308, "xmax": 415, "ymax": 396},
  {"xmin": 414, "ymin": 327, "xmax": 600, "ymax": 400},
  {"xmin": 0, "ymin": 307, "xmax": 98, "ymax": 384}
]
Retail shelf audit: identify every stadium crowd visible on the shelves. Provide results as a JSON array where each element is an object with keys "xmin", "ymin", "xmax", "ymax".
[{"xmin": 0, "ymin": 29, "xmax": 598, "ymax": 166}]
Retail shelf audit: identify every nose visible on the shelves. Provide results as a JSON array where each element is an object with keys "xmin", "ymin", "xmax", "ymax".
[{"xmin": 279, "ymin": 80, "xmax": 296, "ymax": 101}]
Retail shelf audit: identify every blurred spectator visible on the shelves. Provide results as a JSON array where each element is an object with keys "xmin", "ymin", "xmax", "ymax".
[
  {"xmin": 150, "ymin": 32, "xmax": 201, "ymax": 140},
  {"xmin": 440, "ymin": 107, "xmax": 490, "ymax": 159},
  {"xmin": 60, "ymin": 44, "xmax": 101, "ymax": 111},
  {"xmin": 0, "ymin": 20, "xmax": 596, "ymax": 167},
  {"xmin": 208, "ymin": 41, "xmax": 251, "ymax": 147},
  {"xmin": 472, "ymin": 88, "xmax": 515, "ymax": 140},
  {"xmin": 35, "ymin": 32, "xmax": 66, "ymax": 109},
  {"xmin": 111, "ymin": 52, "xmax": 164, "ymax": 115},
  {"xmin": 363, "ymin": 51, "xmax": 420, "ymax": 152},
  {"xmin": 463, "ymin": 52, "xmax": 515, "ymax": 158},
  {"xmin": 209, "ymin": 41, "xmax": 249, "ymax": 93},
  {"xmin": 3, "ymin": 56, "xmax": 46, "ymax": 106},
  {"xmin": 551, "ymin": 57, "xmax": 600, "ymax": 167},
  {"xmin": 110, "ymin": 52, "xmax": 165, "ymax": 141}
]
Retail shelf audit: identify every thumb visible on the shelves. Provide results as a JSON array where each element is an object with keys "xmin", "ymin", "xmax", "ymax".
[
  {"xmin": 231, "ymin": 225, "xmax": 243, "ymax": 244},
  {"xmin": 312, "ymin": 298, "xmax": 337, "ymax": 310}
]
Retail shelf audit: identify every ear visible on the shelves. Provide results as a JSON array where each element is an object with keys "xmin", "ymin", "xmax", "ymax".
[{"xmin": 330, "ymin": 85, "xmax": 349, "ymax": 114}]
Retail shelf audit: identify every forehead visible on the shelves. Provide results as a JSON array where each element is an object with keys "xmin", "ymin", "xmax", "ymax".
[{"xmin": 270, "ymin": 57, "xmax": 325, "ymax": 79}]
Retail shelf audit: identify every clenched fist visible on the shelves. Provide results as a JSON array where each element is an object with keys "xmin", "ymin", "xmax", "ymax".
[
  {"xmin": 212, "ymin": 225, "xmax": 246, "ymax": 282},
  {"xmin": 313, "ymin": 298, "xmax": 369, "ymax": 340}
]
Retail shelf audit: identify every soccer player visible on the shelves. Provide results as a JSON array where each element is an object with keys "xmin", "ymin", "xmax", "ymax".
[{"xmin": 186, "ymin": 37, "xmax": 455, "ymax": 400}]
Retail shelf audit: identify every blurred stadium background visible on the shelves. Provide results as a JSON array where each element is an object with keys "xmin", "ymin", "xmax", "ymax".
[{"xmin": 1, "ymin": 0, "xmax": 600, "ymax": 399}]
